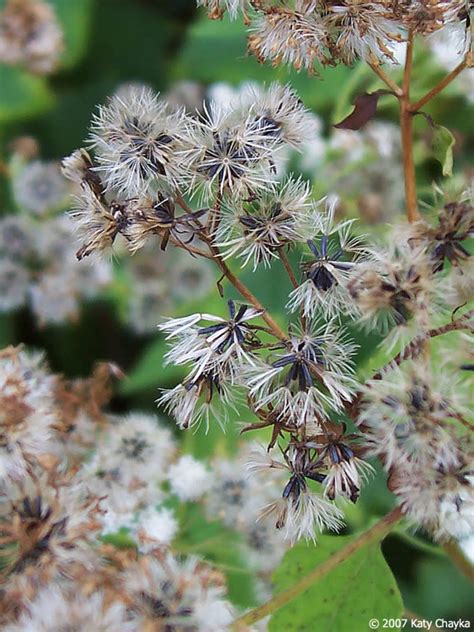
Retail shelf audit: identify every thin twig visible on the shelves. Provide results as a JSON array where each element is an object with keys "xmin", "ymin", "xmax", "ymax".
[
  {"xmin": 203, "ymin": 228, "xmax": 289, "ymax": 341},
  {"xmin": 373, "ymin": 309, "xmax": 473, "ymax": 378},
  {"xmin": 169, "ymin": 236, "xmax": 214, "ymax": 259},
  {"xmin": 172, "ymin": 193, "xmax": 288, "ymax": 340},
  {"xmin": 409, "ymin": 58, "xmax": 468, "ymax": 112},
  {"xmin": 346, "ymin": 309, "xmax": 474, "ymax": 420},
  {"xmin": 368, "ymin": 61, "xmax": 403, "ymax": 96},
  {"xmin": 174, "ymin": 193, "xmax": 194, "ymax": 214},
  {"xmin": 442, "ymin": 542, "xmax": 474, "ymax": 583},
  {"xmin": 403, "ymin": 32, "xmax": 414, "ymax": 95},
  {"xmin": 232, "ymin": 507, "xmax": 403, "ymax": 628},
  {"xmin": 278, "ymin": 249, "xmax": 299, "ymax": 289},
  {"xmin": 213, "ymin": 252, "xmax": 288, "ymax": 341}
]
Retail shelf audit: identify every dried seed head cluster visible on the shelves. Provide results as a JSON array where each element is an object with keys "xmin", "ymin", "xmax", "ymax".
[
  {"xmin": 63, "ymin": 69, "xmax": 474, "ymax": 547},
  {"xmin": 62, "ymin": 83, "xmax": 316, "ymax": 260},
  {"xmin": 198, "ymin": 0, "xmax": 470, "ymax": 72},
  {"xmin": 0, "ymin": 211, "xmax": 112, "ymax": 325},
  {"xmin": 0, "ymin": 347, "xmax": 56, "ymax": 481},
  {"xmin": 0, "ymin": 0, "xmax": 63, "ymax": 74},
  {"xmin": 1, "ymin": 0, "xmax": 472, "ymax": 624},
  {"xmin": 359, "ymin": 361, "xmax": 473, "ymax": 541},
  {"xmin": 0, "ymin": 347, "xmax": 249, "ymax": 629},
  {"xmin": 0, "ymin": 146, "xmax": 215, "ymax": 331}
]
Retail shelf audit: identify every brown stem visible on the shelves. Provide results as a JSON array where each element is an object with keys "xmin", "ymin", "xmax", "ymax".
[
  {"xmin": 174, "ymin": 193, "xmax": 193, "ymax": 214},
  {"xmin": 442, "ymin": 542, "xmax": 474, "ymax": 583},
  {"xmin": 400, "ymin": 31, "xmax": 419, "ymax": 223},
  {"xmin": 213, "ymin": 253, "xmax": 288, "ymax": 341},
  {"xmin": 279, "ymin": 249, "xmax": 299, "ymax": 289},
  {"xmin": 409, "ymin": 59, "xmax": 468, "ymax": 113},
  {"xmin": 368, "ymin": 61, "xmax": 403, "ymax": 96},
  {"xmin": 374, "ymin": 308, "xmax": 473, "ymax": 376},
  {"xmin": 169, "ymin": 236, "xmax": 214, "ymax": 259},
  {"xmin": 232, "ymin": 507, "xmax": 403, "ymax": 628},
  {"xmin": 346, "ymin": 309, "xmax": 474, "ymax": 420},
  {"xmin": 172, "ymin": 192, "xmax": 288, "ymax": 340}
]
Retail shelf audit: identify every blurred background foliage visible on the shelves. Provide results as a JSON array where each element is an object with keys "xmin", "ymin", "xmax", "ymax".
[{"xmin": 0, "ymin": 0, "xmax": 472, "ymax": 623}]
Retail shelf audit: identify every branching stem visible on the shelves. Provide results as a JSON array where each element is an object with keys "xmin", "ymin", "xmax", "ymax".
[
  {"xmin": 210, "ymin": 242, "xmax": 288, "ymax": 341},
  {"xmin": 442, "ymin": 542, "xmax": 474, "ymax": 583},
  {"xmin": 279, "ymin": 249, "xmax": 299, "ymax": 289},
  {"xmin": 368, "ymin": 61, "xmax": 403, "ymax": 96},
  {"xmin": 347, "ymin": 309, "xmax": 474, "ymax": 420},
  {"xmin": 409, "ymin": 58, "xmax": 469, "ymax": 113}
]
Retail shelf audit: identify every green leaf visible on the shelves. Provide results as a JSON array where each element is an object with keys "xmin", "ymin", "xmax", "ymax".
[
  {"xmin": 432, "ymin": 124, "xmax": 455, "ymax": 177},
  {"xmin": 175, "ymin": 505, "xmax": 258, "ymax": 608},
  {"xmin": 0, "ymin": 66, "xmax": 54, "ymax": 123},
  {"xmin": 270, "ymin": 535, "xmax": 404, "ymax": 632},
  {"xmin": 402, "ymin": 555, "xmax": 474, "ymax": 620},
  {"xmin": 101, "ymin": 528, "xmax": 136, "ymax": 549}
]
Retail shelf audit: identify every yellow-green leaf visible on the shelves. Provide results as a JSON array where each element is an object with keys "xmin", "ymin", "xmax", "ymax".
[{"xmin": 432, "ymin": 124, "xmax": 455, "ymax": 177}]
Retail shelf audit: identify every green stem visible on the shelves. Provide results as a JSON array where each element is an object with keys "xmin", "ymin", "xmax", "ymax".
[{"xmin": 232, "ymin": 507, "xmax": 403, "ymax": 628}]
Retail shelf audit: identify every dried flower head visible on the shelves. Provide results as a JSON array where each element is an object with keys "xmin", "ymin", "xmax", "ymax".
[
  {"xmin": 216, "ymin": 177, "xmax": 310, "ymax": 269},
  {"xmin": 185, "ymin": 101, "xmax": 280, "ymax": 201},
  {"xmin": 359, "ymin": 361, "xmax": 469, "ymax": 471},
  {"xmin": 123, "ymin": 554, "xmax": 234, "ymax": 631},
  {"xmin": 0, "ymin": 347, "xmax": 57, "ymax": 481},
  {"xmin": 89, "ymin": 87, "xmax": 190, "ymax": 196},
  {"xmin": 348, "ymin": 241, "xmax": 437, "ymax": 340},
  {"xmin": 0, "ymin": 468, "xmax": 102, "ymax": 601},
  {"xmin": 0, "ymin": 0, "xmax": 63, "ymax": 74},
  {"xmin": 248, "ymin": 3, "xmax": 329, "ymax": 72},
  {"xmin": 288, "ymin": 197, "xmax": 367, "ymax": 318},
  {"xmin": 12, "ymin": 160, "xmax": 68, "ymax": 217},
  {"xmin": 245, "ymin": 320, "xmax": 357, "ymax": 425},
  {"xmin": 3, "ymin": 584, "xmax": 133, "ymax": 632}
]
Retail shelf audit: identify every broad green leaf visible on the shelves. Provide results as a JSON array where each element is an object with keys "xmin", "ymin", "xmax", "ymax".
[
  {"xmin": 270, "ymin": 535, "xmax": 404, "ymax": 632},
  {"xmin": 432, "ymin": 124, "xmax": 455, "ymax": 177},
  {"xmin": 0, "ymin": 66, "xmax": 54, "ymax": 123}
]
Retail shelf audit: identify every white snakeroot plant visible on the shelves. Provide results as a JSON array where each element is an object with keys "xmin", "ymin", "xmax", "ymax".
[{"xmin": 57, "ymin": 2, "xmax": 474, "ymax": 627}]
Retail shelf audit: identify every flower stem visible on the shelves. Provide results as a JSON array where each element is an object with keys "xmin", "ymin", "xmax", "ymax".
[
  {"xmin": 384, "ymin": 308, "xmax": 474, "ymax": 372},
  {"xmin": 346, "ymin": 309, "xmax": 474, "ymax": 422},
  {"xmin": 442, "ymin": 542, "xmax": 474, "ymax": 583},
  {"xmin": 368, "ymin": 61, "xmax": 403, "ymax": 96},
  {"xmin": 174, "ymin": 193, "xmax": 288, "ymax": 341},
  {"xmin": 409, "ymin": 58, "xmax": 469, "ymax": 113},
  {"xmin": 400, "ymin": 31, "xmax": 419, "ymax": 223},
  {"xmin": 279, "ymin": 249, "xmax": 299, "ymax": 289},
  {"xmin": 212, "ymin": 247, "xmax": 288, "ymax": 341},
  {"xmin": 232, "ymin": 507, "xmax": 403, "ymax": 628}
]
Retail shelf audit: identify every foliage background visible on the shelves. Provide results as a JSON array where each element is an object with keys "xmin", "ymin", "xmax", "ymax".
[{"xmin": 0, "ymin": 0, "xmax": 472, "ymax": 625}]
